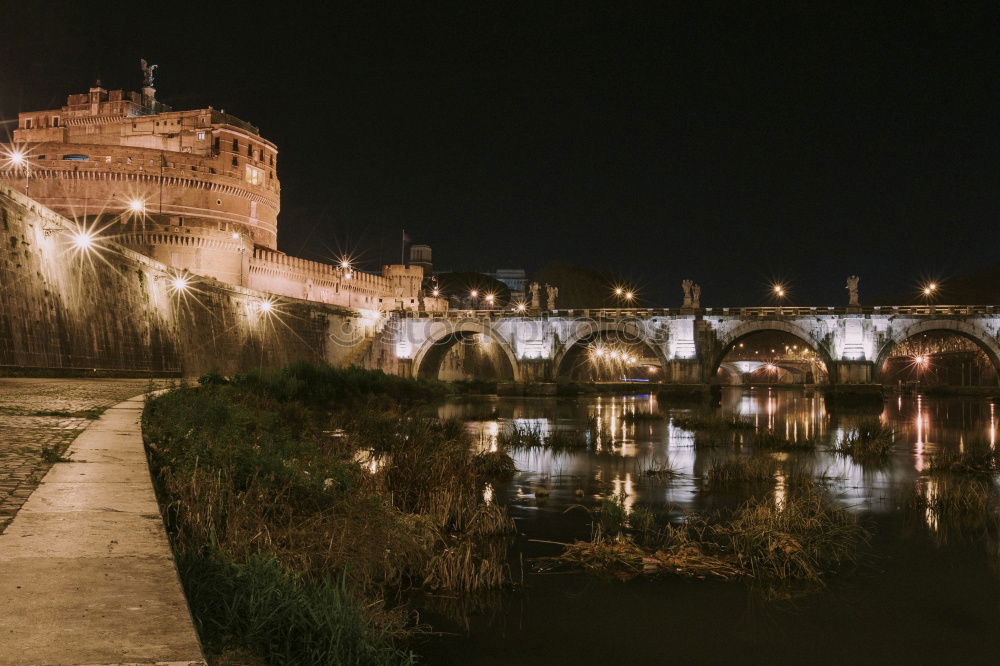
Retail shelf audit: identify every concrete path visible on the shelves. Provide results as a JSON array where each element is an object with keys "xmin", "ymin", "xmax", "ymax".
[
  {"xmin": 0, "ymin": 378, "xmax": 170, "ymax": 533},
  {"xmin": 0, "ymin": 393, "xmax": 206, "ymax": 665}
]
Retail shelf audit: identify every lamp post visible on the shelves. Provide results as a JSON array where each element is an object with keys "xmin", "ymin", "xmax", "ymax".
[
  {"xmin": 771, "ymin": 283, "xmax": 787, "ymax": 311},
  {"xmin": 341, "ymin": 260, "xmax": 353, "ymax": 309}
]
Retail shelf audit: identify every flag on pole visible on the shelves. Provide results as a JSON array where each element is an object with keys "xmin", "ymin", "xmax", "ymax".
[{"xmin": 401, "ymin": 229, "xmax": 411, "ymax": 264}]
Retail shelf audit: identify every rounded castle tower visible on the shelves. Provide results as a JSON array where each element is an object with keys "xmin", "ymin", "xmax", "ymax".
[{"xmin": 3, "ymin": 77, "xmax": 279, "ymax": 285}]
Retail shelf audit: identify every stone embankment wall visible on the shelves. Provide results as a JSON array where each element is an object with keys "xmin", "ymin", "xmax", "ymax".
[{"xmin": 0, "ymin": 184, "xmax": 375, "ymax": 376}]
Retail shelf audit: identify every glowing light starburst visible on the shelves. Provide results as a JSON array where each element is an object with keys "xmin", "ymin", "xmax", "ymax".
[
  {"xmin": 71, "ymin": 230, "xmax": 96, "ymax": 251},
  {"xmin": 2, "ymin": 143, "xmax": 32, "ymax": 171}
]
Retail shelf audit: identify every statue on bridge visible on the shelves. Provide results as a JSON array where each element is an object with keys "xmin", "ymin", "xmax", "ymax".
[
  {"xmin": 529, "ymin": 282, "xmax": 541, "ymax": 309},
  {"xmin": 691, "ymin": 283, "xmax": 701, "ymax": 309},
  {"xmin": 846, "ymin": 275, "xmax": 860, "ymax": 307},
  {"xmin": 546, "ymin": 284, "xmax": 559, "ymax": 311},
  {"xmin": 681, "ymin": 279, "xmax": 693, "ymax": 308}
]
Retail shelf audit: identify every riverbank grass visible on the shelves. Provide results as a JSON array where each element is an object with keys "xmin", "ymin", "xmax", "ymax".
[{"xmin": 143, "ymin": 363, "xmax": 515, "ymax": 665}]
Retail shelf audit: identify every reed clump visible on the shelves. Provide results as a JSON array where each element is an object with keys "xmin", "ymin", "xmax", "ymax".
[
  {"xmin": 927, "ymin": 440, "xmax": 1000, "ymax": 475},
  {"xmin": 143, "ymin": 363, "xmax": 515, "ymax": 665},
  {"xmin": 497, "ymin": 422, "xmax": 544, "ymax": 449},
  {"xmin": 705, "ymin": 456, "xmax": 779, "ymax": 486},
  {"xmin": 907, "ymin": 476, "xmax": 994, "ymax": 518},
  {"xmin": 497, "ymin": 420, "xmax": 601, "ymax": 451},
  {"xmin": 835, "ymin": 420, "xmax": 894, "ymax": 464},
  {"xmin": 550, "ymin": 486, "xmax": 866, "ymax": 585},
  {"xmin": 636, "ymin": 457, "xmax": 682, "ymax": 480},
  {"xmin": 545, "ymin": 428, "xmax": 593, "ymax": 449}
]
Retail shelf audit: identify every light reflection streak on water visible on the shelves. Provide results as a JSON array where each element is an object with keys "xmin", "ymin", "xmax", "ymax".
[
  {"xmin": 915, "ymin": 395, "xmax": 926, "ymax": 473},
  {"xmin": 990, "ymin": 403, "xmax": 996, "ymax": 449},
  {"xmin": 353, "ymin": 448, "xmax": 387, "ymax": 474},
  {"xmin": 611, "ymin": 473, "xmax": 635, "ymax": 513},
  {"xmin": 923, "ymin": 478, "xmax": 939, "ymax": 533}
]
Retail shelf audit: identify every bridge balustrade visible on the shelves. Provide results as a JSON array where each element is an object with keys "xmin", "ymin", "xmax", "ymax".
[{"xmin": 396, "ymin": 304, "xmax": 998, "ymax": 318}]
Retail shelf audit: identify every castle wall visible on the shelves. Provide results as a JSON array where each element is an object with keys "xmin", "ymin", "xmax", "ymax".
[{"xmin": 0, "ymin": 184, "xmax": 375, "ymax": 376}]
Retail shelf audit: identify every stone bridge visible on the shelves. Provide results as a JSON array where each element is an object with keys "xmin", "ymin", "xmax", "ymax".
[{"xmin": 385, "ymin": 306, "xmax": 1000, "ymax": 387}]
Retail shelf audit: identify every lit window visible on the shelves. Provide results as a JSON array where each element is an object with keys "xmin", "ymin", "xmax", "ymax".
[
  {"xmin": 197, "ymin": 131, "xmax": 205, "ymax": 141},
  {"xmin": 245, "ymin": 165, "xmax": 262, "ymax": 186}
]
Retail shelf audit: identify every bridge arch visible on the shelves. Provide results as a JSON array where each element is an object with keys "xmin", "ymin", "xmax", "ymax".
[
  {"xmin": 411, "ymin": 321, "xmax": 521, "ymax": 382},
  {"xmin": 873, "ymin": 319, "xmax": 1000, "ymax": 384},
  {"xmin": 711, "ymin": 320, "xmax": 834, "ymax": 384},
  {"xmin": 553, "ymin": 320, "xmax": 667, "ymax": 380}
]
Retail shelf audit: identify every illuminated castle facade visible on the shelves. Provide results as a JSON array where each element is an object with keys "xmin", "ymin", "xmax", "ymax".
[{"xmin": 2, "ymin": 75, "xmax": 439, "ymax": 312}]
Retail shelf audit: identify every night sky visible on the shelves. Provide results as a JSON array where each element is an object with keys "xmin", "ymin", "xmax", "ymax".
[{"xmin": 2, "ymin": 3, "xmax": 997, "ymax": 306}]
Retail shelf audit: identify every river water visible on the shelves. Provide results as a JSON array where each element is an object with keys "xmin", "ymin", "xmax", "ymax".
[{"xmin": 419, "ymin": 388, "xmax": 1000, "ymax": 665}]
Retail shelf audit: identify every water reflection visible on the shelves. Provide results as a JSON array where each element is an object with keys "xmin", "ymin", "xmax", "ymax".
[
  {"xmin": 426, "ymin": 387, "xmax": 1000, "ymax": 664},
  {"xmin": 442, "ymin": 388, "xmax": 1000, "ymax": 520}
]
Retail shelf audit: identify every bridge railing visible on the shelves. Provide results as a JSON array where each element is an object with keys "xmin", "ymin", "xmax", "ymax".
[{"xmin": 396, "ymin": 304, "xmax": 1000, "ymax": 319}]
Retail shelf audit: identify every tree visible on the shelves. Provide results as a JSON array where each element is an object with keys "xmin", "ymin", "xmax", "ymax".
[
  {"xmin": 434, "ymin": 272, "xmax": 511, "ymax": 308},
  {"xmin": 534, "ymin": 262, "xmax": 641, "ymax": 309}
]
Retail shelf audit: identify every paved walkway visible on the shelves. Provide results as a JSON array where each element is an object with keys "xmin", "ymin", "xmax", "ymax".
[
  {"xmin": 0, "ymin": 379, "xmax": 169, "ymax": 532},
  {"xmin": 0, "ymin": 383, "xmax": 205, "ymax": 665}
]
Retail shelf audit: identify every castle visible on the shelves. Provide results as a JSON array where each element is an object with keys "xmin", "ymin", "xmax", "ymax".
[{"xmin": 1, "ymin": 67, "xmax": 443, "ymax": 312}]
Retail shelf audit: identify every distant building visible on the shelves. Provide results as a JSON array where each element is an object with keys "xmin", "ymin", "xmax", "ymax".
[
  {"xmin": 489, "ymin": 268, "xmax": 528, "ymax": 300},
  {"xmin": 1, "ymin": 70, "xmax": 441, "ymax": 312},
  {"xmin": 409, "ymin": 244, "xmax": 433, "ymax": 274}
]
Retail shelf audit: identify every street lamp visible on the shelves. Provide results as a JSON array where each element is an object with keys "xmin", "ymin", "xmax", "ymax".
[
  {"xmin": 71, "ymin": 230, "xmax": 96, "ymax": 251},
  {"xmin": 613, "ymin": 285, "xmax": 636, "ymax": 307},
  {"xmin": 484, "ymin": 293, "xmax": 495, "ymax": 308},
  {"xmin": 7, "ymin": 148, "xmax": 30, "ymax": 197},
  {"xmin": 922, "ymin": 282, "xmax": 938, "ymax": 301},
  {"xmin": 771, "ymin": 283, "xmax": 788, "ymax": 309}
]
